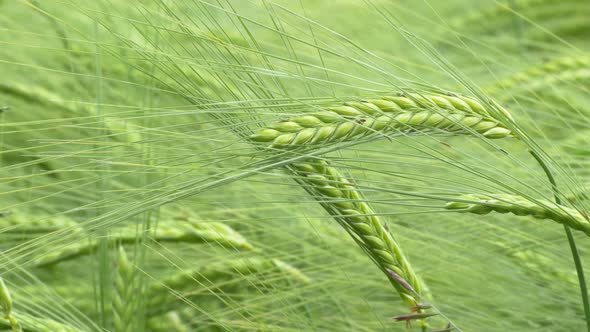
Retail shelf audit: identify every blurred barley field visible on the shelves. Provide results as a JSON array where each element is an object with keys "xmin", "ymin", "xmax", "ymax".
[{"xmin": 1, "ymin": 1, "xmax": 590, "ymax": 331}]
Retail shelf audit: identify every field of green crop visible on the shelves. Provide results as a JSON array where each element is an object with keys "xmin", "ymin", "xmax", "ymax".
[{"xmin": 1, "ymin": 1, "xmax": 589, "ymax": 331}]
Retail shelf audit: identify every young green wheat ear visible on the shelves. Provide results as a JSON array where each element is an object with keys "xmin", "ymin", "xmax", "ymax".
[
  {"xmin": 249, "ymin": 93, "xmax": 512, "ymax": 147},
  {"xmin": 451, "ymin": 0, "xmax": 588, "ymax": 32},
  {"xmin": 32, "ymin": 221, "xmax": 252, "ymax": 267},
  {"xmin": 289, "ymin": 160, "xmax": 427, "ymax": 307},
  {"xmin": 113, "ymin": 246, "xmax": 138, "ymax": 332},
  {"xmin": 0, "ymin": 213, "xmax": 80, "ymax": 234},
  {"xmin": 486, "ymin": 55, "xmax": 590, "ymax": 96},
  {"xmin": 445, "ymin": 194, "xmax": 590, "ymax": 236}
]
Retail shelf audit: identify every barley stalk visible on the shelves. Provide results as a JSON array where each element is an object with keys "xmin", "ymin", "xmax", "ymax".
[
  {"xmin": 0, "ymin": 277, "xmax": 21, "ymax": 332},
  {"xmin": 289, "ymin": 160, "xmax": 426, "ymax": 307},
  {"xmin": 250, "ymin": 93, "xmax": 512, "ymax": 147},
  {"xmin": 33, "ymin": 221, "xmax": 252, "ymax": 267},
  {"xmin": 445, "ymin": 193, "xmax": 590, "ymax": 236},
  {"xmin": 147, "ymin": 258, "xmax": 309, "ymax": 316},
  {"xmin": 113, "ymin": 245, "xmax": 138, "ymax": 332}
]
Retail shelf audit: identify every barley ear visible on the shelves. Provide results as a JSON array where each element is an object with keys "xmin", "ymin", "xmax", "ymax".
[
  {"xmin": 290, "ymin": 160, "xmax": 427, "ymax": 307},
  {"xmin": 486, "ymin": 55, "xmax": 590, "ymax": 96},
  {"xmin": 113, "ymin": 245, "xmax": 139, "ymax": 332},
  {"xmin": 445, "ymin": 194, "xmax": 590, "ymax": 236},
  {"xmin": 250, "ymin": 93, "xmax": 513, "ymax": 148},
  {"xmin": 0, "ymin": 213, "xmax": 81, "ymax": 234},
  {"xmin": 33, "ymin": 221, "xmax": 253, "ymax": 267}
]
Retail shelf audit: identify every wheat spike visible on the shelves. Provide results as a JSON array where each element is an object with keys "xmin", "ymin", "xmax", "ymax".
[
  {"xmin": 452, "ymin": 0, "xmax": 588, "ymax": 31},
  {"xmin": 250, "ymin": 93, "xmax": 512, "ymax": 147},
  {"xmin": 113, "ymin": 245, "xmax": 138, "ymax": 332},
  {"xmin": 487, "ymin": 55, "xmax": 590, "ymax": 95},
  {"xmin": 0, "ymin": 213, "xmax": 81, "ymax": 234},
  {"xmin": 446, "ymin": 193, "xmax": 590, "ymax": 236},
  {"xmin": 290, "ymin": 160, "xmax": 426, "ymax": 307},
  {"xmin": 33, "ymin": 221, "xmax": 252, "ymax": 267}
]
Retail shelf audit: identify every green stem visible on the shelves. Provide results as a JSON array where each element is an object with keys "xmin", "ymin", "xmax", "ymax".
[{"xmin": 530, "ymin": 149, "xmax": 590, "ymax": 332}]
